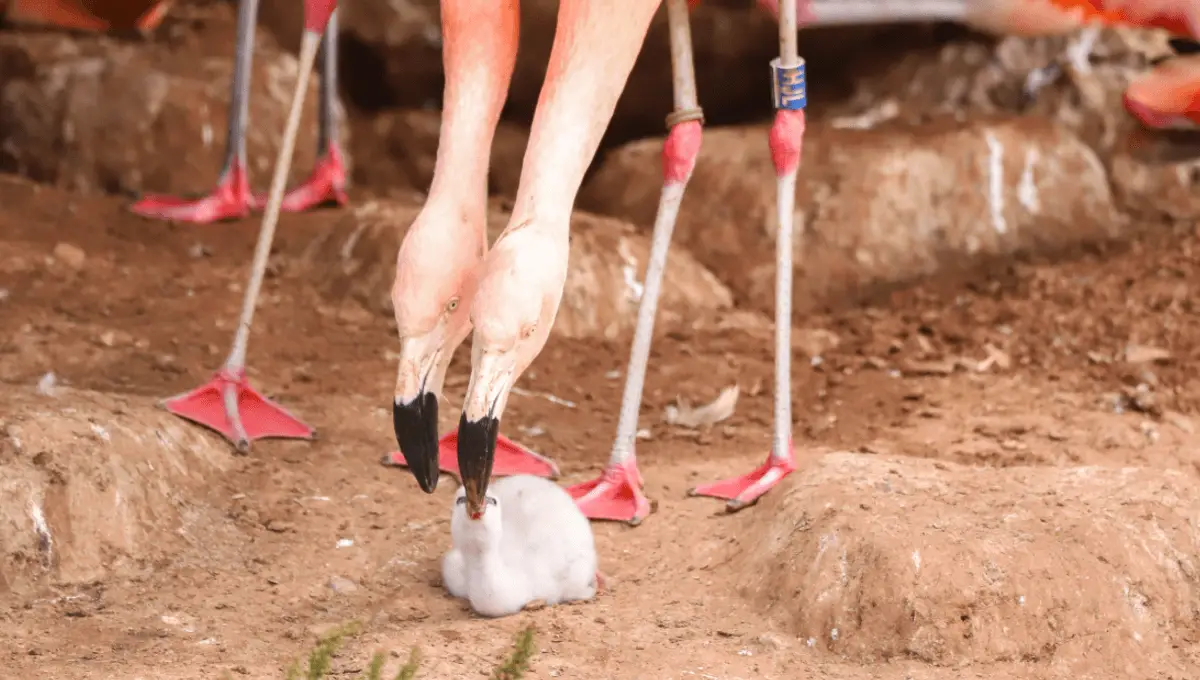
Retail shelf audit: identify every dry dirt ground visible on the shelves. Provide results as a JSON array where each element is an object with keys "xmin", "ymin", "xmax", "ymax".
[
  {"xmin": 5, "ymin": 181, "xmax": 1200, "ymax": 679},
  {"xmin": 3, "ymin": 5, "xmax": 1200, "ymax": 680}
]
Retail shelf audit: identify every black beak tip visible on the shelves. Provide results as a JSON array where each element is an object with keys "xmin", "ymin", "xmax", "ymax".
[
  {"xmin": 392, "ymin": 393, "xmax": 440, "ymax": 494},
  {"xmin": 457, "ymin": 412, "xmax": 500, "ymax": 508}
]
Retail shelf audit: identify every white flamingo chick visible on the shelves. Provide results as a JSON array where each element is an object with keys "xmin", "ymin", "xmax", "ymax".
[{"xmin": 442, "ymin": 474, "xmax": 599, "ymax": 618}]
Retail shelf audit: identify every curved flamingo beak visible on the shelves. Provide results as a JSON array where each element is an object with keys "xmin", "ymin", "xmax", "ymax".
[
  {"xmin": 392, "ymin": 335, "xmax": 446, "ymax": 493},
  {"xmin": 457, "ymin": 348, "xmax": 517, "ymax": 518},
  {"xmin": 393, "ymin": 395, "xmax": 440, "ymax": 493}
]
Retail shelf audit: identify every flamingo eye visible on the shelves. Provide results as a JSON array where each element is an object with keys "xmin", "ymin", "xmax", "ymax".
[
  {"xmin": 446, "ymin": 297, "xmax": 460, "ymax": 313},
  {"xmin": 486, "ymin": 497, "xmax": 498, "ymax": 506},
  {"xmin": 455, "ymin": 496, "xmax": 467, "ymax": 506}
]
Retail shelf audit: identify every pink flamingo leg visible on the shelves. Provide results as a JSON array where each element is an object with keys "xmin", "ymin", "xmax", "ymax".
[
  {"xmin": 165, "ymin": 0, "xmax": 337, "ymax": 449},
  {"xmin": 689, "ymin": 0, "xmax": 806, "ymax": 511},
  {"xmin": 566, "ymin": 0, "xmax": 701, "ymax": 525},
  {"xmin": 130, "ymin": 0, "xmax": 346, "ymax": 224},
  {"xmin": 252, "ymin": 13, "xmax": 348, "ymax": 214}
]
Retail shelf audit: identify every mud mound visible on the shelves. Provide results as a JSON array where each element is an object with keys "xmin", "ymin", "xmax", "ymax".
[
  {"xmin": 1110, "ymin": 145, "xmax": 1200, "ymax": 222},
  {"xmin": 0, "ymin": 387, "xmax": 232, "ymax": 593},
  {"xmin": 0, "ymin": 4, "xmax": 349, "ymax": 198},
  {"xmin": 824, "ymin": 26, "xmax": 1200, "ymax": 221},
  {"xmin": 347, "ymin": 109, "xmax": 528, "ymax": 199},
  {"xmin": 729, "ymin": 453, "xmax": 1200, "ymax": 674},
  {"xmin": 582, "ymin": 116, "xmax": 1120, "ymax": 313},
  {"xmin": 823, "ymin": 28, "xmax": 1168, "ymax": 140},
  {"xmin": 298, "ymin": 198, "xmax": 732, "ymax": 339}
]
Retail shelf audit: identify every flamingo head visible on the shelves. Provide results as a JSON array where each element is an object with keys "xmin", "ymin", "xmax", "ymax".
[
  {"xmin": 456, "ymin": 229, "xmax": 564, "ymax": 518},
  {"xmin": 391, "ymin": 212, "xmax": 484, "ymax": 493}
]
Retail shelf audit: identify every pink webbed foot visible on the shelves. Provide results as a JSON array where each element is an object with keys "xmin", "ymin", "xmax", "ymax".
[
  {"xmin": 688, "ymin": 443, "xmax": 797, "ymax": 512},
  {"xmin": 129, "ymin": 163, "xmax": 253, "ymax": 224},
  {"xmin": 383, "ymin": 431, "xmax": 561, "ymax": 480},
  {"xmin": 567, "ymin": 457, "xmax": 654, "ymax": 525},
  {"xmin": 163, "ymin": 368, "xmax": 315, "ymax": 452},
  {"xmin": 252, "ymin": 143, "xmax": 348, "ymax": 214},
  {"xmin": 1121, "ymin": 83, "xmax": 1200, "ymax": 130}
]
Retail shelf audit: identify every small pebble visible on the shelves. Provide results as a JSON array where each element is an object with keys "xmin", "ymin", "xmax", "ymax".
[
  {"xmin": 52, "ymin": 242, "xmax": 86, "ymax": 270},
  {"xmin": 752, "ymin": 632, "xmax": 788, "ymax": 651},
  {"xmin": 36, "ymin": 373, "xmax": 57, "ymax": 396}
]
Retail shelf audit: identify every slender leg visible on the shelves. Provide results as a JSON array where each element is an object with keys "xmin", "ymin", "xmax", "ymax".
[
  {"xmin": 565, "ymin": 0, "xmax": 700, "ymax": 526},
  {"xmin": 453, "ymin": 0, "xmax": 663, "ymax": 519},
  {"xmin": 256, "ymin": 10, "xmax": 350, "ymax": 214},
  {"xmin": 689, "ymin": 0, "xmax": 806, "ymax": 511},
  {"xmin": 381, "ymin": 0, "xmax": 558, "ymax": 489},
  {"xmin": 130, "ymin": 0, "xmax": 346, "ymax": 224},
  {"xmin": 163, "ymin": 0, "xmax": 337, "ymax": 450},
  {"xmin": 317, "ymin": 20, "xmax": 339, "ymax": 157},
  {"xmin": 129, "ymin": 0, "xmax": 258, "ymax": 223}
]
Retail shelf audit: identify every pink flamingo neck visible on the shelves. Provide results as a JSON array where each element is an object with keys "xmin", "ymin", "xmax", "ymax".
[
  {"xmin": 509, "ymin": 1, "xmax": 661, "ymax": 228},
  {"xmin": 427, "ymin": 0, "xmax": 520, "ymax": 226}
]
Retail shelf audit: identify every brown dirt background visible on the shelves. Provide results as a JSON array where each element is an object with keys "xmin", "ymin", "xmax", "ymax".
[{"xmin": 2, "ymin": 2, "xmax": 1200, "ymax": 679}]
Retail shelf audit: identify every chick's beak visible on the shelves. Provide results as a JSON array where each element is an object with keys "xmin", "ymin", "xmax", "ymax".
[
  {"xmin": 392, "ymin": 335, "xmax": 444, "ymax": 493},
  {"xmin": 458, "ymin": 350, "xmax": 516, "ymax": 517}
]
